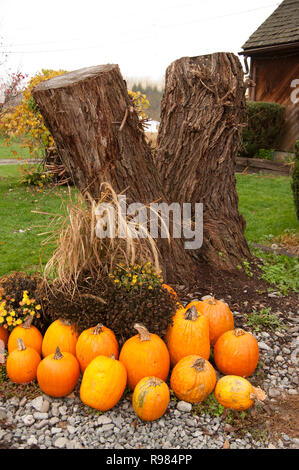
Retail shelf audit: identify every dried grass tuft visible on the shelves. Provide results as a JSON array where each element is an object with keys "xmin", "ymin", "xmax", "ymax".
[{"xmin": 41, "ymin": 182, "xmax": 166, "ymax": 297}]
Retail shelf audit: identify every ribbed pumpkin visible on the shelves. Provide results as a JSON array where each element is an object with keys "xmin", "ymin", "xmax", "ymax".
[
  {"xmin": 214, "ymin": 328, "xmax": 259, "ymax": 377},
  {"xmin": 80, "ymin": 354, "xmax": 127, "ymax": 411},
  {"xmin": 214, "ymin": 375, "xmax": 267, "ymax": 410},
  {"xmin": 0, "ymin": 326, "xmax": 9, "ymax": 347},
  {"xmin": 162, "ymin": 284, "xmax": 178, "ymax": 300},
  {"xmin": 42, "ymin": 319, "xmax": 78, "ymax": 357},
  {"xmin": 132, "ymin": 376, "xmax": 170, "ymax": 421},
  {"xmin": 76, "ymin": 323, "xmax": 119, "ymax": 372},
  {"xmin": 8, "ymin": 316, "xmax": 43, "ymax": 355},
  {"xmin": 37, "ymin": 346, "xmax": 80, "ymax": 397},
  {"xmin": 170, "ymin": 355, "xmax": 217, "ymax": 403},
  {"xmin": 6, "ymin": 338, "xmax": 41, "ymax": 384},
  {"xmin": 119, "ymin": 323, "xmax": 170, "ymax": 390},
  {"xmin": 165, "ymin": 305, "xmax": 210, "ymax": 366},
  {"xmin": 187, "ymin": 297, "xmax": 234, "ymax": 346}
]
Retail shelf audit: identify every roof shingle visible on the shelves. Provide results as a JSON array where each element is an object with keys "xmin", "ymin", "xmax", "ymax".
[{"xmin": 242, "ymin": 0, "xmax": 299, "ymax": 51}]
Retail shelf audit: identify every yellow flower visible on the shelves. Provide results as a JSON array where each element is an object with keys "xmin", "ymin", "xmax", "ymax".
[
  {"xmin": 16, "ymin": 319, "xmax": 22, "ymax": 325},
  {"xmin": 0, "ymin": 317, "xmax": 4, "ymax": 324},
  {"xmin": 148, "ymin": 286, "xmax": 153, "ymax": 290},
  {"xmin": 35, "ymin": 305, "xmax": 41, "ymax": 310}
]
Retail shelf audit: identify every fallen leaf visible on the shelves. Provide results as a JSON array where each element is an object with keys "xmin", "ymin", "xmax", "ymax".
[{"xmin": 222, "ymin": 439, "xmax": 230, "ymax": 449}]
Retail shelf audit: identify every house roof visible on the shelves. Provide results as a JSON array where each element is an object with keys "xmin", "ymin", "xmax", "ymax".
[{"xmin": 242, "ymin": 0, "xmax": 299, "ymax": 52}]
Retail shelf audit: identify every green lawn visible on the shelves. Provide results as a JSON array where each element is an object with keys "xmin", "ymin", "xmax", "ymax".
[
  {"xmin": 0, "ymin": 136, "xmax": 42, "ymax": 160},
  {"xmin": 0, "ymin": 165, "xmax": 75, "ymax": 276},
  {"xmin": 0, "ymin": 165, "xmax": 297, "ymax": 277},
  {"xmin": 236, "ymin": 173, "xmax": 298, "ymax": 243}
]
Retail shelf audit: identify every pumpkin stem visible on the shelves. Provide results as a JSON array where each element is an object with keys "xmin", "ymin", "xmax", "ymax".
[
  {"xmin": 53, "ymin": 346, "xmax": 64, "ymax": 360},
  {"xmin": 147, "ymin": 377, "xmax": 163, "ymax": 387},
  {"xmin": 191, "ymin": 357, "xmax": 206, "ymax": 372},
  {"xmin": 17, "ymin": 337, "xmax": 26, "ymax": 351},
  {"xmin": 206, "ymin": 296, "xmax": 217, "ymax": 305},
  {"xmin": 59, "ymin": 318, "xmax": 72, "ymax": 326},
  {"xmin": 250, "ymin": 386, "xmax": 267, "ymax": 402},
  {"xmin": 92, "ymin": 323, "xmax": 104, "ymax": 335},
  {"xmin": 184, "ymin": 305, "xmax": 198, "ymax": 321},
  {"xmin": 234, "ymin": 328, "xmax": 246, "ymax": 337},
  {"xmin": 134, "ymin": 323, "xmax": 151, "ymax": 341},
  {"xmin": 21, "ymin": 316, "xmax": 33, "ymax": 329}
]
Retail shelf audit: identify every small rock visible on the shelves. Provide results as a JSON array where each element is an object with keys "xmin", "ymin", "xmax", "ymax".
[
  {"xmin": 97, "ymin": 415, "xmax": 112, "ymax": 426},
  {"xmin": 35, "ymin": 420, "xmax": 48, "ymax": 430},
  {"xmin": 27, "ymin": 436, "xmax": 38, "ymax": 446},
  {"xmin": 268, "ymin": 443, "xmax": 276, "ymax": 449},
  {"xmin": 54, "ymin": 437, "xmax": 68, "ymax": 449},
  {"xmin": 22, "ymin": 415, "xmax": 35, "ymax": 426},
  {"xmin": 275, "ymin": 355, "xmax": 284, "ymax": 362},
  {"xmin": 258, "ymin": 341, "xmax": 272, "ymax": 351},
  {"xmin": 33, "ymin": 412, "xmax": 48, "ymax": 420},
  {"xmin": 288, "ymin": 389, "xmax": 297, "ymax": 395},
  {"xmin": 102, "ymin": 423, "xmax": 115, "ymax": 432},
  {"xmin": 67, "ymin": 425, "xmax": 76, "ymax": 435},
  {"xmin": 59, "ymin": 405, "xmax": 67, "ymax": 416},
  {"xmin": 29, "ymin": 396, "xmax": 44, "ymax": 412},
  {"xmin": 0, "ymin": 409, "xmax": 7, "ymax": 420},
  {"xmin": 177, "ymin": 401, "xmax": 192, "ymax": 412},
  {"xmin": 19, "ymin": 397, "xmax": 27, "ymax": 407},
  {"xmin": 40, "ymin": 400, "xmax": 50, "ymax": 413},
  {"xmin": 268, "ymin": 388, "xmax": 281, "ymax": 398}
]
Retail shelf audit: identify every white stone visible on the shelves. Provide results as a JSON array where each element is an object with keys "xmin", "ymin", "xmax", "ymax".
[
  {"xmin": 177, "ymin": 401, "xmax": 192, "ymax": 412},
  {"xmin": 22, "ymin": 415, "xmax": 35, "ymax": 426},
  {"xmin": 29, "ymin": 396, "xmax": 44, "ymax": 412},
  {"xmin": 27, "ymin": 436, "xmax": 38, "ymax": 446},
  {"xmin": 97, "ymin": 415, "xmax": 112, "ymax": 426},
  {"xmin": 54, "ymin": 437, "xmax": 68, "ymax": 449}
]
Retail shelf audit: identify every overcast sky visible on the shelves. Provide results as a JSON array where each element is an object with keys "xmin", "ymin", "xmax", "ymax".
[{"xmin": 0, "ymin": 0, "xmax": 280, "ymax": 83}]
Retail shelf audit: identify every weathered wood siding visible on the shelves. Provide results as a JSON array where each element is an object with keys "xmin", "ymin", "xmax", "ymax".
[{"xmin": 249, "ymin": 53, "xmax": 299, "ymax": 151}]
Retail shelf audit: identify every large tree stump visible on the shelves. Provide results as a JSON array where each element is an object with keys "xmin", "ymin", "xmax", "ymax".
[
  {"xmin": 155, "ymin": 53, "xmax": 251, "ymax": 270},
  {"xmin": 32, "ymin": 56, "xmax": 251, "ymax": 283},
  {"xmin": 32, "ymin": 64, "xmax": 195, "ymax": 283}
]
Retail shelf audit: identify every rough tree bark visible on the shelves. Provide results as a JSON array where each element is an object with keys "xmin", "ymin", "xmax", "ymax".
[
  {"xmin": 32, "ymin": 55, "xmax": 250, "ymax": 283},
  {"xmin": 31, "ymin": 64, "xmax": 196, "ymax": 283},
  {"xmin": 155, "ymin": 53, "xmax": 251, "ymax": 269}
]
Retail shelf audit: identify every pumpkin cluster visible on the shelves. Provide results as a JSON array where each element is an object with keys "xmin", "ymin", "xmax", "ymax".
[{"xmin": 1, "ymin": 286, "xmax": 267, "ymax": 421}]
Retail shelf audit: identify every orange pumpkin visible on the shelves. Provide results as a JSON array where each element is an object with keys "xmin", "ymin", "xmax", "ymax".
[
  {"xmin": 170, "ymin": 355, "xmax": 216, "ymax": 403},
  {"xmin": 119, "ymin": 323, "xmax": 170, "ymax": 390},
  {"xmin": 214, "ymin": 375, "xmax": 266, "ymax": 410},
  {"xmin": 37, "ymin": 346, "xmax": 80, "ymax": 397},
  {"xmin": 162, "ymin": 284, "xmax": 178, "ymax": 300},
  {"xmin": 42, "ymin": 318, "xmax": 78, "ymax": 357},
  {"xmin": 187, "ymin": 297, "xmax": 234, "ymax": 346},
  {"xmin": 6, "ymin": 338, "xmax": 41, "ymax": 384},
  {"xmin": 8, "ymin": 316, "xmax": 43, "ymax": 355},
  {"xmin": 132, "ymin": 376, "xmax": 170, "ymax": 421},
  {"xmin": 0, "ymin": 326, "xmax": 9, "ymax": 347},
  {"xmin": 165, "ymin": 305, "xmax": 210, "ymax": 366},
  {"xmin": 214, "ymin": 328, "xmax": 259, "ymax": 377},
  {"xmin": 76, "ymin": 323, "xmax": 119, "ymax": 372},
  {"xmin": 80, "ymin": 354, "xmax": 127, "ymax": 411}
]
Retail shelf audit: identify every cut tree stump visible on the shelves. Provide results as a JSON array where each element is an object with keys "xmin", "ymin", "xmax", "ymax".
[
  {"xmin": 32, "ymin": 56, "xmax": 251, "ymax": 282},
  {"xmin": 155, "ymin": 53, "xmax": 251, "ymax": 270}
]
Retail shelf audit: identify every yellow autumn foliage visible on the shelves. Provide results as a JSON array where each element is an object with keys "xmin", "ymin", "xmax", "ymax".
[{"xmin": 0, "ymin": 69, "xmax": 149, "ymax": 157}]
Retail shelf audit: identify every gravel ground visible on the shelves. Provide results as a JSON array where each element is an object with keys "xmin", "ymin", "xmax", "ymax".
[{"xmin": 0, "ymin": 305, "xmax": 298, "ymax": 450}]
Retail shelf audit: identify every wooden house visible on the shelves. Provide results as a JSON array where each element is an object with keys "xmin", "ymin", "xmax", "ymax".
[{"xmin": 240, "ymin": 0, "xmax": 299, "ymax": 152}]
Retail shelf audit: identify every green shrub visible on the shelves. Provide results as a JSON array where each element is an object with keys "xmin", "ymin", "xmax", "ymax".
[
  {"xmin": 291, "ymin": 141, "xmax": 299, "ymax": 221},
  {"xmin": 241, "ymin": 101, "xmax": 285, "ymax": 157}
]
